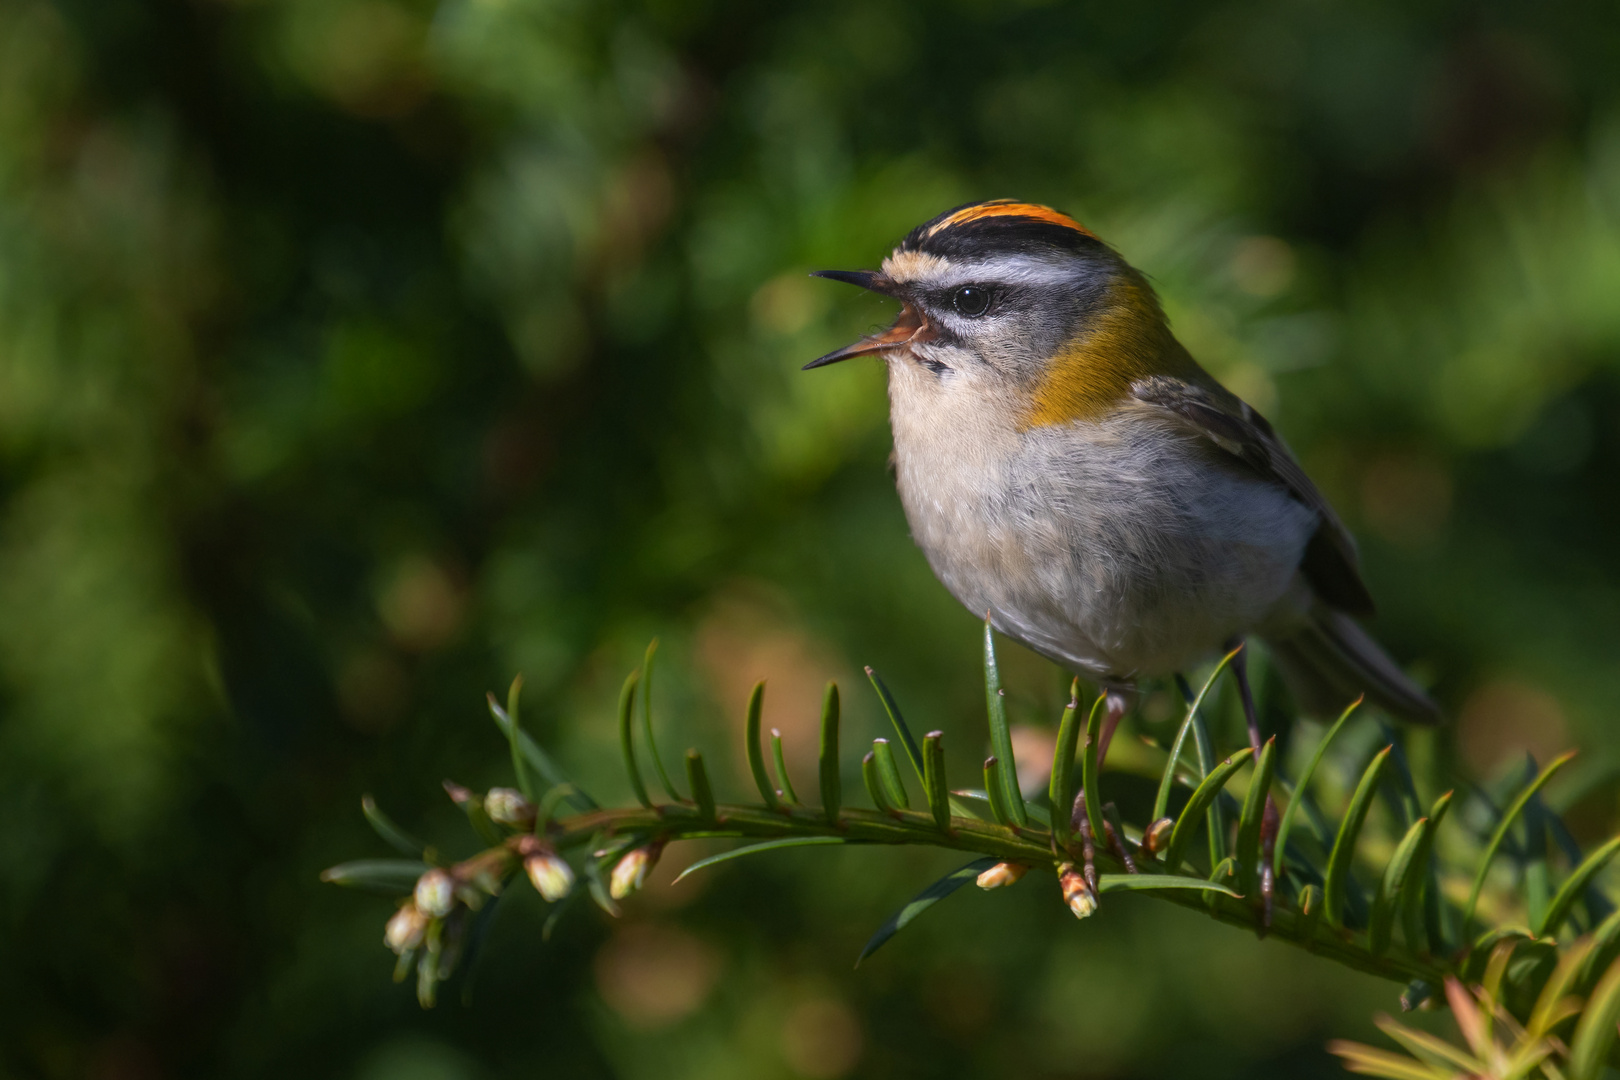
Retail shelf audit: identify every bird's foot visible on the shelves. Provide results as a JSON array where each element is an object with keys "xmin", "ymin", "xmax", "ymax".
[
  {"xmin": 1101, "ymin": 802, "xmax": 1137, "ymax": 874},
  {"xmin": 1258, "ymin": 794, "xmax": 1279, "ymax": 933},
  {"xmin": 1227, "ymin": 637, "xmax": 1276, "ymax": 932},
  {"xmin": 1071, "ymin": 790, "xmax": 1098, "ymax": 893}
]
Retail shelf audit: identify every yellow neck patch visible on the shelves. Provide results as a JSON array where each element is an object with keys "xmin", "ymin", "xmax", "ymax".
[{"xmin": 1022, "ymin": 278, "xmax": 1193, "ymax": 428}]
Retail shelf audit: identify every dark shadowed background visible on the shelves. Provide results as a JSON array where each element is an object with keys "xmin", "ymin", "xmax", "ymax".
[{"xmin": 3, "ymin": 1, "xmax": 1620, "ymax": 1077}]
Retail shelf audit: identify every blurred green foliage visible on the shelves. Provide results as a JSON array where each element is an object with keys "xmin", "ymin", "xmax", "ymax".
[{"xmin": 4, "ymin": 1, "xmax": 1620, "ymax": 1077}]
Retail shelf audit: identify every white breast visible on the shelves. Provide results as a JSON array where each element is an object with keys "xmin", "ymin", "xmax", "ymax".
[{"xmin": 886, "ymin": 358, "xmax": 1316, "ymax": 681}]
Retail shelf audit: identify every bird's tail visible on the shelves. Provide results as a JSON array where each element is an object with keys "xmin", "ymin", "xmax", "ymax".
[{"xmin": 1265, "ymin": 609, "xmax": 1440, "ymax": 725}]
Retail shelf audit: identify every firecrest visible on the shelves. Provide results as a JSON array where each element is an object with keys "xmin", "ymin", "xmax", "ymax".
[{"xmin": 806, "ymin": 199, "xmax": 1438, "ymax": 749}]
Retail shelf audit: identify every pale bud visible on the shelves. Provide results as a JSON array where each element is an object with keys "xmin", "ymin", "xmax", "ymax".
[
  {"xmin": 484, "ymin": 787, "xmax": 534, "ymax": 826},
  {"xmin": 1058, "ymin": 862, "xmax": 1098, "ymax": 919},
  {"xmin": 524, "ymin": 850, "xmax": 575, "ymax": 902},
  {"xmin": 385, "ymin": 902, "xmax": 429, "ymax": 953},
  {"xmin": 609, "ymin": 843, "xmax": 661, "ymax": 900},
  {"xmin": 1143, "ymin": 817, "xmax": 1173, "ymax": 855},
  {"xmin": 976, "ymin": 861, "xmax": 1029, "ymax": 890},
  {"xmin": 414, "ymin": 868, "xmax": 456, "ymax": 918}
]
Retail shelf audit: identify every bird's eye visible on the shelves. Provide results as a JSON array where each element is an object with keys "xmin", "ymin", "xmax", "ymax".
[{"xmin": 952, "ymin": 286, "xmax": 991, "ymax": 317}]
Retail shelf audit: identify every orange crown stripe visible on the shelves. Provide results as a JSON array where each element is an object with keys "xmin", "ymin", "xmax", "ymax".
[{"xmin": 925, "ymin": 201, "xmax": 1094, "ymax": 240}]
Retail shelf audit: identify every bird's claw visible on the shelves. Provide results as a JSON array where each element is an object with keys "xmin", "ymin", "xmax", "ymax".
[
  {"xmin": 1258, "ymin": 794, "xmax": 1279, "ymax": 933},
  {"xmin": 1102, "ymin": 804, "xmax": 1137, "ymax": 874},
  {"xmin": 1072, "ymin": 790, "xmax": 1099, "ymax": 893},
  {"xmin": 1072, "ymin": 791, "xmax": 1139, "ymax": 890}
]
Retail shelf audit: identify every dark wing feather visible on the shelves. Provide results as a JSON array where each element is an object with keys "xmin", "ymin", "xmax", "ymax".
[{"xmin": 1129, "ymin": 375, "xmax": 1375, "ymax": 617}]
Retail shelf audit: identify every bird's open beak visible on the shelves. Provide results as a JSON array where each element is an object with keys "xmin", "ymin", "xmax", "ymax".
[{"xmin": 803, "ymin": 270, "xmax": 933, "ymax": 370}]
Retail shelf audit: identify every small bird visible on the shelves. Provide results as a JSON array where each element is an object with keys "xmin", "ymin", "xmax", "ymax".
[{"xmin": 805, "ymin": 200, "xmax": 1438, "ymax": 852}]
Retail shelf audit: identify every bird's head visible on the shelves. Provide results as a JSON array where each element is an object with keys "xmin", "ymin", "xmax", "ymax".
[{"xmin": 807, "ymin": 200, "xmax": 1191, "ymax": 427}]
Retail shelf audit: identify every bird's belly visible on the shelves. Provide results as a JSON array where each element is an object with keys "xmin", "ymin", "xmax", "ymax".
[{"xmin": 894, "ymin": 416, "xmax": 1317, "ymax": 681}]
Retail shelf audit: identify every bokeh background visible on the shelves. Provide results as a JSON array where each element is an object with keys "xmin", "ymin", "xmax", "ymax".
[{"xmin": 4, "ymin": 0, "xmax": 1620, "ymax": 1077}]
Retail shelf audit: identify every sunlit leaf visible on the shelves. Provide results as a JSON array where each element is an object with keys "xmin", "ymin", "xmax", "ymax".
[
  {"xmin": 983, "ymin": 756, "xmax": 1014, "ymax": 827},
  {"xmin": 819, "ymin": 682, "xmax": 840, "ymax": 824},
  {"xmin": 1273, "ymin": 695, "xmax": 1361, "ymax": 880},
  {"xmin": 1188, "ymin": 697, "xmax": 1230, "ymax": 870},
  {"xmin": 672, "ymin": 837, "xmax": 854, "ymax": 884},
  {"xmin": 1324, "ymin": 745, "xmax": 1391, "ymax": 929},
  {"xmin": 1526, "ymin": 791, "xmax": 1553, "ymax": 936},
  {"xmin": 1234, "ymin": 736, "xmax": 1275, "ymax": 901},
  {"xmin": 771, "ymin": 728, "xmax": 802, "ymax": 805},
  {"xmin": 1371, "ymin": 814, "xmax": 1432, "ymax": 957},
  {"xmin": 640, "ymin": 639, "xmax": 681, "ymax": 803},
  {"xmin": 1153, "ymin": 647, "xmax": 1240, "ymax": 823},
  {"xmin": 1050, "ymin": 680, "xmax": 1082, "ymax": 849},
  {"xmin": 1548, "ymin": 801, "xmax": 1616, "ymax": 927},
  {"xmin": 321, "ymin": 858, "xmax": 429, "ymax": 893},
  {"xmin": 744, "ymin": 681, "xmax": 781, "ymax": 810},
  {"xmin": 1460, "ymin": 926, "xmax": 1538, "ymax": 985},
  {"xmin": 872, "ymin": 738, "xmax": 909, "ymax": 811},
  {"xmin": 1078, "ymin": 694, "xmax": 1108, "ymax": 855},
  {"xmin": 924, "ymin": 730, "xmax": 950, "ymax": 832},
  {"xmin": 1567, "ymin": 950, "xmax": 1620, "ymax": 1080},
  {"xmin": 1097, "ymin": 873, "xmax": 1241, "ymax": 898},
  {"xmin": 1327, "ymin": 1039, "xmax": 1451, "ymax": 1080},
  {"xmin": 583, "ymin": 847, "xmax": 621, "ymax": 918},
  {"xmin": 1528, "ymin": 938, "xmax": 1594, "ymax": 1039},
  {"xmin": 686, "ymin": 749, "xmax": 716, "ymax": 820},
  {"xmin": 865, "ymin": 666, "xmax": 925, "ymax": 784},
  {"xmin": 1163, "ymin": 746, "xmax": 1254, "ymax": 873},
  {"xmin": 488, "ymin": 696, "xmax": 597, "ymax": 812},
  {"xmin": 361, "ymin": 795, "xmax": 426, "ymax": 858},
  {"xmin": 1374, "ymin": 1015, "xmax": 1484, "ymax": 1074},
  {"xmin": 1205, "ymin": 855, "xmax": 1238, "ymax": 911},
  {"xmin": 1444, "ymin": 976, "xmax": 1491, "ymax": 1060},
  {"xmin": 950, "ymin": 787, "xmax": 1050, "ymax": 826},
  {"xmin": 1538, "ymin": 836, "xmax": 1620, "ymax": 939},
  {"xmin": 1400, "ymin": 791, "xmax": 1453, "ymax": 957},
  {"xmin": 617, "ymin": 670, "xmax": 650, "ymax": 809},
  {"xmin": 1577, "ymin": 908, "xmax": 1620, "ymax": 994},
  {"xmin": 1376, "ymin": 723, "xmax": 1422, "ymax": 831},
  {"xmin": 855, "ymin": 857, "xmax": 999, "ymax": 966},
  {"xmin": 863, "ymin": 750, "xmax": 892, "ymax": 813},
  {"xmin": 534, "ymin": 783, "xmax": 583, "ymax": 831},
  {"xmin": 982, "ymin": 620, "xmax": 1027, "ymax": 827},
  {"xmin": 417, "ymin": 919, "xmax": 444, "ymax": 1008},
  {"xmin": 503, "ymin": 676, "xmax": 533, "ymax": 800},
  {"xmin": 1464, "ymin": 750, "xmax": 1577, "ymax": 933}
]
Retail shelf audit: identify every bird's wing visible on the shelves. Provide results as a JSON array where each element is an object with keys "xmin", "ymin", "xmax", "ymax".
[{"xmin": 1129, "ymin": 374, "xmax": 1375, "ymax": 616}]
